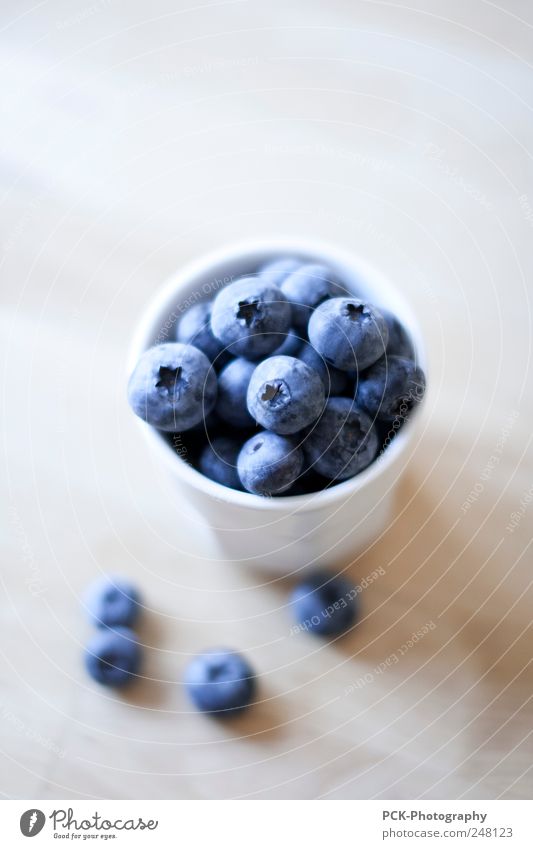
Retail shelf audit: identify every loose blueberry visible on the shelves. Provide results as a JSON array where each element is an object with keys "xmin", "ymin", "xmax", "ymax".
[
  {"xmin": 247, "ymin": 355, "xmax": 325, "ymax": 435},
  {"xmin": 184, "ymin": 648, "xmax": 256, "ymax": 716},
  {"xmin": 290, "ymin": 571, "xmax": 358, "ymax": 636},
  {"xmin": 84, "ymin": 627, "xmax": 142, "ymax": 688},
  {"xmin": 215, "ymin": 357, "xmax": 256, "ymax": 428},
  {"xmin": 303, "ymin": 397, "xmax": 379, "ymax": 480},
  {"xmin": 382, "ymin": 310, "xmax": 415, "ymax": 360},
  {"xmin": 127, "ymin": 343, "xmax": 217, "ymax": 432},
  {"xmin": 308, "ymin": 298, "xmax": 388, "ymax": 372},
  {"xmin": 355, "ymin": 355, "xmax": 426, "ymax": 422},
  {"xmin": 176, "ymin": 301, "xmax": 225, "ymax": 364},
  {"xmin": 210, "ymin": 277, "xmax": 291, "ymax": 360},
  {"xmin": 237, "ymin": 431, "xmax": 303, "ymax": 495},
  {"xmin": 84, "ymin": 576, "xmax": 141, "ymax": 628},
  {"xmin": 199, "ymin": 436, "xmax": 243, "ymax": 490},
  {"xmin": 259, "ymin": 257, "xmax": 301, "ymax": 286},
  {"xmin": 280, "ymin": 263, "xmax": 339, "ymax": 331},
  {"xmin": 298, "ymin": 341, "xmax": 348, "ymax": 396}
]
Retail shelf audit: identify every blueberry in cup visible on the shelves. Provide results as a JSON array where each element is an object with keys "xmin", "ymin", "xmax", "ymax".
[
  {"xmin": 127, "ymin": 342, "xmax": 217, "ymax": 432},
  {"xmin": 127, "ymin": 254, "xmax": 425, "ymax": 498},
  {"xmin": 297, "ymin": 341, "xmax": 348, "ymax": 396},
  {"xmin": 199, "ymin": 436, "xmax": 243, "ymax": 490},
  {"xmin": 308, "ymin": 297, "xmax": 388, "ymax": 371},
  {"xmin": 237, "ymin": 431, "xmax": 303, "ymax": 496},
  {"xmin": 210, "ymin": 277, "xmax": 291, "ymax": 360},
  {"xmin": 215, "ymin": 357, "xmax": 256, "ymax": 428},
  {"xmin": 259, "ymin": 256, "xmax": 301, "ymax": 286},
  {"xmin": 246, "ymin": 355, "xmax": 325, "ymax": 435},
  {"xmin": 381, "ymin": 309, "xmax": 415, "ymax": 360},
  {"xmin": 176, "ymin": 301, "xmax": 225, "ymax": 364},
  {"xmin": 279, "ymin": 263, "xmax": 340, "ymax": 331},
  {"xmin": 355, "ymin": 355, "xmax": 426, "ymax": 422},
  {"xmin": 303, "ymin": 397, "xmax": 379, "ymax": 481}
]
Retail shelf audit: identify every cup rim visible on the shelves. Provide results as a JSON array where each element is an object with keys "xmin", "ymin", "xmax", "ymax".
[{"xmin": 127, "ymin": 238, "xmax": 427, "ymax": 513}]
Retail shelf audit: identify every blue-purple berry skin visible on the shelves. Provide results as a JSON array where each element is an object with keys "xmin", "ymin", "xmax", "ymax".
[
  {"xmin": 290, "ymin": 571, "xmax": 358, "ymax": 636},
  {"xmin": 84, "ymin": 627, "xmax": 142, "ymax": 688},
  {"xmin": 247, "ymin": 355, "xmax": 325, "ymax": 435},
  {"xmin": 210, "ymin": 277, "xmax": 291, "ymax": 360},
  {"xmin": 382, "ymin": 310, "xmax": 415, "ymax": 360},
  {"xmin": 237, "ymin": 431, "xmax": 303, "ymax": 495},
  {"xmin": 199, "ymin": 436, "xmax": 243, "ymax": 490},
  {"xmin": 176, "ymin": 301, "xmax": 224, "ymax": 363},
  {"xmin": 355, "ymin": 355, "xmax": 426, "ymax": 422},
  {"xmin": 280, "ymin": 263, "xmax": 339, "ymax": 331},
  {"xmin": 308, "ymin": 298, "xmax": 388, "ymax": 372},
  {"xmin": 298, "ymin": 341, "xmax": 348, "ymax": 396},
  {"xmin": 127, "ymin": 343, "xmax": 217, "ymax": 431},
  {"xmin": 215, "ymin": 357, "xmax": 256, "ymax": 428},
  {"xmin": 272, "ymin": 328, "xmax": 302, "ymax": 357},
  {"xmin": 184, "ymin": 648, "xmax": 256, "ymax": 716},
  {"xmin": 303, "ymin": 397, "xmax": 379, "ymax": 480},
  {"xmin": 259, "ymin": 257, "xmax": 301, "ymax": 286},
  {"xmin": 280, "ymin": 468, "xmax": 326, "ymax": 496},
  {"xmin": 131, "ymin": 256, "xmax": 425, "ymax": 499},
  {"xmin": 84, "ymin": 576, "xmax": 141, "ymax": 629}
]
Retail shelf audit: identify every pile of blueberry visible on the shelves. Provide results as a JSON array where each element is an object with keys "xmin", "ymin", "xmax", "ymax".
[
  {"xmin": 83, "ymin": 571, "xmax": 359, "ymax": 716},
  {"xmin": 128, "ymin": 257, "xmax": 426, "ymax": 495},
  {"xmin": 82, "ymin": 575, "xmax": 256, "ymax": 714}
]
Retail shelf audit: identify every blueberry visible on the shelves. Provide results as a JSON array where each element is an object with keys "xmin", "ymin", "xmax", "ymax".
[
  {"xmin": 176, "ymin": 301, "xmax": 225, "ymax": 364},
  {"xmin": 247, "ymin": 355, "xmax": 325, "ymax": 435},
  {"xmin": 259, "ymin": 257, "xmax": 301, "ymax": 286},
  {"xmin": 84, "ymin": 627, "xmax": 142, "ymax": 688},
  {"xmin": 191, "ymin": 408, "xmax": 221, "ymax": 433},
  {"xmin": 280, "ymin": 263, "xmax": 339, "ymax": 331},
  {"xmin": 184, "ymin": 648, "xmax": 256, "ymax": 716},
  {"xmin": 308, "ymin": 298, "xmax": 388, "ymax": 372},
  {"xmin": 127, "ymin": 343, "xmax": 217, "ymax": 432},
  {"xmin": 237, "ymin": 431, "xmax": 303, "ymax": 496},
  {"xmin": 280, "ymin": 468, "xmax": 326, "ymax": 496},
  {"xmin": 382, "ymin": 310, "xmax": 415, "ymax": 360},
  {"xmin": 215, "ymin": 357, "xmax": 256, "ymax": 428},
  {"xmin": 272, "ymin": 328, "xmax": 302, "ymax": 357},
  {"xmin": 84, "ymin": 576, "xmax": 141, "ymax": 628},
  {"xmin": 199, "ymin": 436, "xmax": 243, "ymax": 490},
  {"xmin": 211, "ymin": 277, "xmax": 291, "ymax": 360},
  {"xmin": 298, "ymin": 341, "xmax": 348, "ymax": 396},
  {"xmin": 355, "ymin": 355, "xmax": 426, "ymax": 422},
  {"xmin": 303, "ymin": 397, "xmax": 379, "ymax": 480},
  {"xmin": 290, "ymin": 571, "xmax": 358, "ymax": 636}
]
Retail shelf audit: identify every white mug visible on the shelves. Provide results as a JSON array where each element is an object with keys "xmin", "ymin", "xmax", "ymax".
[{"xmin": 128, "ymin": 239, "xmax": 427, "ymax": 575}]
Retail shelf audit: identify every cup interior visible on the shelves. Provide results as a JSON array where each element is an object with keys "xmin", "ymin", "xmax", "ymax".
[{"xmin": 128, "ymin": 239, "xmax": 427, "ymax": 511}]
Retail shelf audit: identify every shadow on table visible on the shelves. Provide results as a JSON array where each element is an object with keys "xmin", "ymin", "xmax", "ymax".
[
  {"xmin": 326, "ymin": 467, "xmax": 530, "ymax": 710},
  {"xmin": 200, "ymin": 686, "xmax": 284, "ymax": 742},
  {"xmin": 118, "ymin": 611, "xmax": 169, "ymax": 708}
]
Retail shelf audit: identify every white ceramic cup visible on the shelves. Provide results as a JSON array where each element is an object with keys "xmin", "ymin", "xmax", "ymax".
[{"xmin": 128, "ymin": 239, "xmax": 426, "ymax": 575}]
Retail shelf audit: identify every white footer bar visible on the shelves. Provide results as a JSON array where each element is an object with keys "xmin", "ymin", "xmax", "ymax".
[{"xmin": 1, "ymin": 799, "xmax": 530, "ymax": 848}]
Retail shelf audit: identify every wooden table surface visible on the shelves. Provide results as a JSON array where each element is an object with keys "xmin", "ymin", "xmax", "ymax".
[{"xmin": 1, "ymin": 0, "xmax": 532, "ymax": 800}]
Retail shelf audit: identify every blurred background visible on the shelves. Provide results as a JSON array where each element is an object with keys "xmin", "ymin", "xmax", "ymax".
[{"xmin": 1, "ymin": 0, "xmax": 532, "ymax": 799}]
